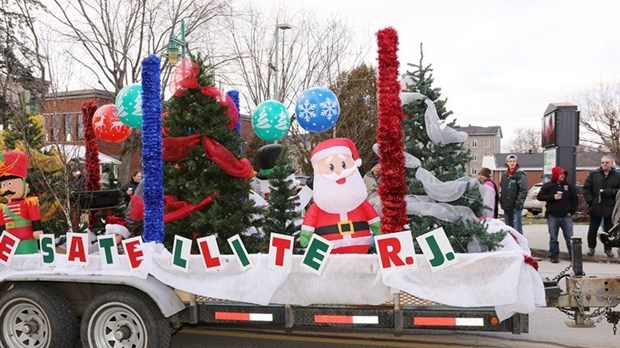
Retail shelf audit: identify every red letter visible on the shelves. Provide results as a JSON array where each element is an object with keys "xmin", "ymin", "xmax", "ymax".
[
  {"xmin": 271, "ymin": 236, "xmax": 292, "ymax": 267},
  {"xmin": 0, "ymin": 233, "xmax": 17, "ymax": 264},
  {"xmin": 376, "ymin": 237, "xmax": 405, "ymax": 268},
  {"xmin": 68, "ymin": 235, "xmax": 87, "ymax": 263},
  {"xmin": 124, "ymin": 238, "xmax": 144, "ymax": 269},
  {"xmin": 198, "ymin": 239, "xmax": 221, "ymax": 268}
]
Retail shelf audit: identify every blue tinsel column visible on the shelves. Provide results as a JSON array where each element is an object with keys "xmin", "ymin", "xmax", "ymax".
[{"xmin": 140, "ymin": 55, "xmax": 164, "ymax": 242}]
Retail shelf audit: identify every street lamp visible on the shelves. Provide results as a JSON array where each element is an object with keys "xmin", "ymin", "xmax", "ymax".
[
  {"xmin": 272, "ymin": 23, "xmax": 292, "ymax": 101},
  {"xmin": 167, "ymin": 19, "xmax": 187, "ymax": 65}
]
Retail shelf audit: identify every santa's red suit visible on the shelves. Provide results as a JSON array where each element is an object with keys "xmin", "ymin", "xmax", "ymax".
[{"xmin": 302, "ymin": 201, "xmax": 379, "ymax": 254}]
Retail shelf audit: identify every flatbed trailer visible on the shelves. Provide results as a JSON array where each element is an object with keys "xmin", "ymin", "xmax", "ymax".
[
  {"xmin": 0, "ymin": 274, "xmax": 527, "ymax": 348},
  {"xmin": 1, "ymin": 237, "xmax": 618, "ymax": 347}
]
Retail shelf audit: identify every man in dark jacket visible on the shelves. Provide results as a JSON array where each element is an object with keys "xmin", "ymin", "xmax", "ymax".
[
  {"xmin": 500, "ymin": 154, "xmax": 528, "ymax": 234},
  {"xmin": 537, "ymin": 167, "xmax": 578, "ymax": 263},
  {"xmin": 583, "ymin": 155, "xmax": 620, "ymax": 257}
]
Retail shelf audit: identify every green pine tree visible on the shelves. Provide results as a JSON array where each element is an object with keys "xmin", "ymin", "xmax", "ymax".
[
  {"xmin": 402, "ymin": 44, "xmax": 505, "ymax": 253},
  {"xmin": 1, "ymin": 113, "xmax": 70, "ymax": 235},
  {"xmin": 3, "ymin": 112, "xmax": 45, "ymax": 149},
  {"xmin": 163, "ymin": 56, "xmax": 262, "ymax": 253},
  {"xmin": 263, "ymin": 147, "xmax": 300, "ymax": 240}
]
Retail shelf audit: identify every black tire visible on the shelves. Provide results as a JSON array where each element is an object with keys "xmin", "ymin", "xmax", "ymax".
[
  {"xmin": 0, "ymin": 283, "xmax": 78, "ymax": 348},
  {"xmin": 80, "ymin": 287, "xmax": 172, "ymax": 348}
]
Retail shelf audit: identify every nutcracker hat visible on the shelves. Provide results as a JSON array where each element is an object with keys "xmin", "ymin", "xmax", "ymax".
[
  {"xmin": 0, "ymin": 150, "xmax": 28, "ymax": 179},
  {"xmin": 310, "ymin": 138, "xmax": 361, "ymax": 167}
]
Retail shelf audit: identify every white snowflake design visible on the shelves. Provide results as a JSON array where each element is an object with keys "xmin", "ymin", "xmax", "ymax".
[
  {"xmin": 297, "ymin": 99, "xmax": 317, "ymax": 122},
  {"xmin": 320, "ymin": 97, "xmax": 338, "ymax": 120}
]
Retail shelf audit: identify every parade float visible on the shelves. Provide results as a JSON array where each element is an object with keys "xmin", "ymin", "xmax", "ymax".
[{"xmin": 0, "ymin": 28, "xmax": 618, "ymax": 348}]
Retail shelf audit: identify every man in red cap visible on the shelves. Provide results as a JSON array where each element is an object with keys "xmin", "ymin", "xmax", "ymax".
[
  {"xmin": 0, "ymin": 150, "xmax": 43, "ymax": 254},
  {"xmin": 537, "ymin": 166, "xmax": 578, "ymax": 263},
  {"xmin": 299, "ymin": 138, "xmax": 381, "ymax": 253}
]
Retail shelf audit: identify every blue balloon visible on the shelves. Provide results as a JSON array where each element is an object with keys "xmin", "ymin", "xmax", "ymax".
[{"xmin": 295, "ymin": 87, "xmax": 340, "ymax": 133}]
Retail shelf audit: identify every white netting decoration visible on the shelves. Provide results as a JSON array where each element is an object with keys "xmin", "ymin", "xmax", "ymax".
[
  {"xmin": 415, "ymin": 167, "xmax": 477, "ymax": 202},
  {"xmin": 400, "ymin": 90, "xmax": 468, "ymax": 145}
]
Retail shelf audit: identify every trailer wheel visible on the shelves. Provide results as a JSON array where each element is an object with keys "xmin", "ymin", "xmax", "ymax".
[
  {"xmin": 0, "ymin": 283, "xmax": 78, "ymax": 348},
  {"xmin": 80, "ymin": 288, "xmax": 172, "ymax": 348}
]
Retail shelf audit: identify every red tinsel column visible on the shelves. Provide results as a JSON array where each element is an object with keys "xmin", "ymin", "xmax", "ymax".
[
  {"xmin": 376, "ymin": 28, "xmax": 407, "ymax": 234},
  {"xmin": 81, "ymin": 101, "xmax": 101, "ymax": 230}
]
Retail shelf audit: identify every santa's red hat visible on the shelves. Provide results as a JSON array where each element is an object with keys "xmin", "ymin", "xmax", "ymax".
[
  {"xmin": 310, "ymin": 138, "xmax": 362, "ymax": 167},
  {"xmin": 0, "ymin": 150, "xmax": 28, "ymax": 179}
]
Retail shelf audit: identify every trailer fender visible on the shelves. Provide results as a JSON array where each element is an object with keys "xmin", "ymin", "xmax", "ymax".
[{"xmin": 1, "ymin": 274, "xmax": 185, "ymax": 318}]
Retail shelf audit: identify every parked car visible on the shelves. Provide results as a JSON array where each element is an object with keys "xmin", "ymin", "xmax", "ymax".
[
  {"xmin": 523, "ymin": 182, "xmax": 588, "ymax": 220},
  {"xmin": 524, "ymin": 183, "xmax": 544, "ymax": 215}
]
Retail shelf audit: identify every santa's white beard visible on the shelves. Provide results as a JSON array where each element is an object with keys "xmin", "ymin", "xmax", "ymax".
[{"xmin": 313, "ymin": 168, "xmax": 368, "ymax": 214}]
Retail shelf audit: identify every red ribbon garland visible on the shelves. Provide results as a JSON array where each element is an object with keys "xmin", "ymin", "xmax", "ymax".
[
  {"xmin": 523, "ymin": 255, "xmax": 539, "ymax": 271},
  {"xmin": 376, "ymin": 28, "xmax": 407, "ymax": 234},
  {"xmin": 162, "ymin": 134, "xmax": 254, "ymax": 179},
  {"xmin": 81, "ymin": 101, "xmax": 102, "ymax": 230},
  {"xmin": 127, "ymin": 193, "xmax": 216, "ymax": 224}
]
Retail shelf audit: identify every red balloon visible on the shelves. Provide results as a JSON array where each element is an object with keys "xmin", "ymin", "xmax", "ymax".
[
  {"xmin": 169, "ymin": 57, "xmax": 200, "ymax": 96},
  {"xmin": 92, "ymin": 104, "xmax": 132, "ymax": 143}
]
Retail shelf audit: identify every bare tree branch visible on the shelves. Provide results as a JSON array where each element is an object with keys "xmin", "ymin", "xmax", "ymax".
[
  {"xmin": 577, "ymin": 80, "xmax": 620, "ymax": 157},
  {"xmin": 506, "ymin": 127, "xmax": 543, "ymax": 154}
]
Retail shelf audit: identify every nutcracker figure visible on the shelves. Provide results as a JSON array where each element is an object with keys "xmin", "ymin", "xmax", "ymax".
[{"xmin": 0, "ymin": 150, "xmax": 43, "ymax": 254}]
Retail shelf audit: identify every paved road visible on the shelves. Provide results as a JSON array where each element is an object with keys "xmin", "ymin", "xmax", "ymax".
[{"xmin": 522, "ymin": 223, "xmax": 620, "ymax": 263}]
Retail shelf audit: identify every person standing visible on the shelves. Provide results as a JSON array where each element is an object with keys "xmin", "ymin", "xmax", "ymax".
[
  {"xmin": 122, "ymin": 170, "xmax": 142, "ymax": 204},
  {"xmin": 583, "ymin": 155, "xmax": 620, "ymax": 257},
  {"xmin": 537, "ymin": 167, "xmax": 578, "ymax": 263},
  {"xmin": 500, "ymin": 154, "xmax": 528, "ymax": 233},
  {"xmin": 478, "ymin": 167, "xmax": 498, "ymax": 219}
]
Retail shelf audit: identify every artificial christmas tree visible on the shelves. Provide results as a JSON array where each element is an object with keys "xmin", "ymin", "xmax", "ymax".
[
  {"xmin": 163, "ymin": 57, "xmax": 262, "ymax": 253},
  {"xmin": 262, "ymin": 145, "xmax": 300, "ymax": 240},
  {"xmin": 401, "ymin": 45, "xmax": 505, "ymax": 253}
]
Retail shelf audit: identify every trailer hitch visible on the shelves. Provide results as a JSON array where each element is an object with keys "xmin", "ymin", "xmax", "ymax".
[{"xmin": 545, "ymin": 238, "xmax": 620, "ymax": 333}]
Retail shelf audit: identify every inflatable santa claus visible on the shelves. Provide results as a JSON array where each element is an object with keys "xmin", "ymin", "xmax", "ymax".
[{"xmin": 299, "ymin": 138, "xmax": 381, "ymax": 254}]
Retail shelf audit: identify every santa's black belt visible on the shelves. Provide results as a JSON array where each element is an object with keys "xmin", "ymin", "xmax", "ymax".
[{"xmin": 315, "ymin": 221, "xmax": 369, "ymax": 236}]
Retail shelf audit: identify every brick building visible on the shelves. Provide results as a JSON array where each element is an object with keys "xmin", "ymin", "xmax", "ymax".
[
  {"xmin": 481, "ymin": 152, "xmax": 609, "ymax": 189},
  {"xmin": 42, "ymin": 89, "xmax": 140, "ymax": 181},
  {"xmin": 455, "ymin": 126, "xmax": 502, "ymax": 176}
]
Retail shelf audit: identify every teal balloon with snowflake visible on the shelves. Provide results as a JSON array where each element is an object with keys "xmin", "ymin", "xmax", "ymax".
[
  {"xmin": 115, "ymin": 83, "xmax": 143, "ymax": 128},
  {"xmin": 252, "ymin": 100, "xmax": 291, "ymax": 141},
  {"xmin": 295, "ymin": 87, "xmax": 340, "ymax": 133}
]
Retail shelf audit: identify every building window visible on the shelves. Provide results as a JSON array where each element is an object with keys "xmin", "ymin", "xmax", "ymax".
[
  {"xmin": 52, "ymin": 113, "xmax": 62, "ymax": 141},
  {"xmin": 471, "ymin": 167, "xmax": 477, "ymax": 175},
  {"xmin": 77, "ymin": 112, "xmax": 84, "ymax": 140},
  {"xmin": 484, "ymin": 153, "xmax": 490, "ymax": 157},
  {"xmin": 471, "ymin": 140, "xmax": 477, "ymax": 148},
  {"xmin": 484, "ymin": 139, "xmax": 491, "ymax": 147},
  {"xmin": 473, "ymin": 154, "xmax": 478, "ymax": 162},
  {"xmin": 64, "ymin": 113, "xmax": 72, "ymax": 141}
]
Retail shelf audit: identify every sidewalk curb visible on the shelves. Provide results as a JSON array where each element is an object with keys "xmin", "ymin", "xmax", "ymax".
[{"xmin": 530, "ymin": 248, "xmax": 620, "ymax": 264}]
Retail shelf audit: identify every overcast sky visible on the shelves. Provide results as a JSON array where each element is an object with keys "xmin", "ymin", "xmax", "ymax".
[{"xmin": 252, "ymin": 0, "xmax": 620, "ymax": 150}]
